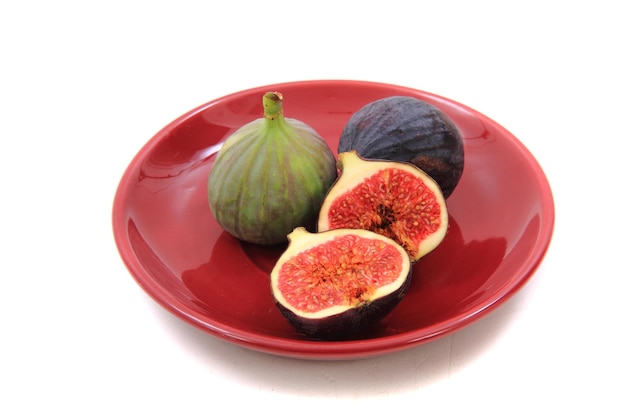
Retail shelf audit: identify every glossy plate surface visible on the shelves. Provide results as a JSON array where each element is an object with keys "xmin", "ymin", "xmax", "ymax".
[{"xmin": 112, "ymin": 80, "xmax": 554, "ymax": 360}]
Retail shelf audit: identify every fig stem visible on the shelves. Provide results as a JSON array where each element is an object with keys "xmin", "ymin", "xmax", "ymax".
[{"xmin": 263, "ymin": 92, "xmax": 284, "ymax": 121}]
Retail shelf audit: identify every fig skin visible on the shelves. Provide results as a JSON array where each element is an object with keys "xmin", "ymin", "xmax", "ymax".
[
  {"xmin": 318, "ymin": 151, "xmax": 449, "ymax": 263},
  {"xmin": 270, "ymin": 227, "xmax": 412, "ymax": 339},
  {"xmin": 208, "ymin": 92, "xmax": 337, "ymax": 245},
  {"xmin": 338, "ymin": 96, "xmax": 464, "ymax": 199},
  {"xmin": 275, "ymin": 287, "xmax": 410, "ymax": 339}
]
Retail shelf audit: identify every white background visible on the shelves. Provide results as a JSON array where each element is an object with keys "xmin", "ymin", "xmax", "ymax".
[{"xmin": 2, "ymin": 1, "xmax": 625, "ymax": 415}]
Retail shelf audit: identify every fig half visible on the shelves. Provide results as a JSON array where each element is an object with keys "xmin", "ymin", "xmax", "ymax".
[
  {"xmin": 270, "ymin": 227, "xmax": 412, "ymax": 339},
  {"xmin": 318, "ymin": 151, "xmax": 449, "ymax": 262}
]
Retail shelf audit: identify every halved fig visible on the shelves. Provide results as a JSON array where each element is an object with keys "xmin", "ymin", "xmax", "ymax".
[
  {"xmin": 318, "ymin": 150, "xmax": 449, "ymax": 262},
  {"xmin": 270, "ymin": 227, "xmax": 412, "ymax": 339}
]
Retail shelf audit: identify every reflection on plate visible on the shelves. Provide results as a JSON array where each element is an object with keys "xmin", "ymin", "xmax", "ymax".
[{"xmin": 112, "ymin": 80, "xmax": 554, "ymax": 360}]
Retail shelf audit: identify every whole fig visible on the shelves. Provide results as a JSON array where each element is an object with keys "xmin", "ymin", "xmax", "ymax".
[
  {"xmin": 208, "ymin": 92, "xmax": 337, "ymax": 245},
  {"xmin": 338, "ymin": 96, "xmax": 464, "ymax": 198}
]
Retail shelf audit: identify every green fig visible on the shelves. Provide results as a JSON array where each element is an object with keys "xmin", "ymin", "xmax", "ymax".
[{"xmin": 208, "ymin": 92, "xmax": 337, "ymax": 245}]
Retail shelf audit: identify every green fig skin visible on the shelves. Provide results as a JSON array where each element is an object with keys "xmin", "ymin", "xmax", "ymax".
[{"xmin": 208, "ymin": 92, "xmax": 337, "ymax": 245}]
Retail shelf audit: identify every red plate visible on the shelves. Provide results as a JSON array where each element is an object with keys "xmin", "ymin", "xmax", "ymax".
[{"xmin": 112, "ymin": 80, "xmax": 554, "ymax": 360}]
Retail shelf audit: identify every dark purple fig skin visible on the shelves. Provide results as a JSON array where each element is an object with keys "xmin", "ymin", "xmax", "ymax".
[
  {"xmin": 338, "ymin": 96, "xmax": 464, "ymax": 198},
  {"xmin": 275, "ymin": 264, "xmax": 412, "ymax": 340}
]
